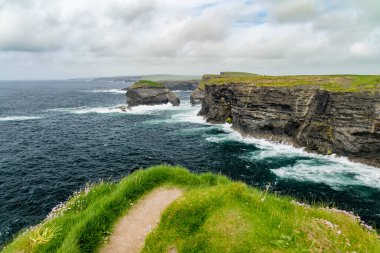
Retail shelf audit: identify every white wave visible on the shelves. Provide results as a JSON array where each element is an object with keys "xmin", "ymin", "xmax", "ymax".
[
  {"xmin": 47, "ymin": 106, "xmax": 125, "ymax": 114},
  {"xmin": 143, "ymin": 103, "xmax": 208, "ymax": 125},
  {"xmin": 170, "ymin": 105, "xmax": 208, "ymax": 124},
  {"xmin": 127, "ymin": 103, "xmax": 180, "ymax": 115},
  {"xmin": 47, "ymin": 103, "xmax": 184, "ymax": 115},
  {"xmin": 205, "ymin": 124, "xmax": 380, "ymax": 190},
  {"xmin": 272, "ymin": 160, "xmax": 380, "ymax": 190},
  {"xmin": 87, "ymin": 89, "xmax": 126, "ymax": 94},
  {"xmin": 206, "ymin": 124, "xmax": 327, "ymax": 159},
  {"xmin": 0, "ymin": 116, "xmax": 42, "ymax": 121},
  {"xmin": 72, "ymin": 107, "xmax": 125, "ymax": 114}
]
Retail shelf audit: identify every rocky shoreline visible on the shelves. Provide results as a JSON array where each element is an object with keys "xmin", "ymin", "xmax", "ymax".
[{"xmin": 199, "ymin": 83, "xmax": 380, "ymax": 167}]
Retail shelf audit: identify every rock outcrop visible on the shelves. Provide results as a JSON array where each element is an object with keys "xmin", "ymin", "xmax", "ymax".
[
  {"xmin": 126, "ymin": 87, "xmax": 180, "ymax": 108},
  {"xmin": 190, "ymin": 75, "xmax": 210, "ymax": 105},
  {"xmin": 190, "ymin": 88, "xmax": 205, "ymax": 105},
  {"xmin": 190, "ymin": 72, "xmax": 259, "ymax": 105},
  {"xmin": 199, "ymin": 83, "xmax": 380, "ymax": 167}
]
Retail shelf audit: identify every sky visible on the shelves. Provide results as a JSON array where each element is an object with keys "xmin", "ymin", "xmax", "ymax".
[{"xmin": 0, "ymin": 0, "xmax": 379, "ymax": 79}]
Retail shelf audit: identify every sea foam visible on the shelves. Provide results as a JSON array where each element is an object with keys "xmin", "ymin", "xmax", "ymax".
[
  {"xmin": 47, "ymin": 106, "xmax": 125, "ymax": 114},
  {"xmin": 47, "ymin": 103, "xmax": 182, "ymax": 115},
  {"xmin": 272, "ymin": 160, "xmax": 380, "ymax": 190},
  {"xmin": 87, "ymin": 89, "xmax": 126, "ymax": 94},
  {"xmin": 0, "ymin": 116, "xmax": 42, "ymax": 121},
  {"xmin": 127, "ymin": 103, "xmax": 179, "ymax": 115},
  {"xmin": 206, "ymin": 124, "xmax": 380, "ymax": 190}
]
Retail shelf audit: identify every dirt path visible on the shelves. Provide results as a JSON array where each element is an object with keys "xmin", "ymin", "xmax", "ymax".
[{"xmin": 100, "ymin": 187, "xmax": 183, "ymax": 253}]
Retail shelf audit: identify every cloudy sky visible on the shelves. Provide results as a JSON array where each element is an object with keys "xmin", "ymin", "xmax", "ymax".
[{"xmin": 0, "ymin": 0, "xmax": 379, "ymax": 79}]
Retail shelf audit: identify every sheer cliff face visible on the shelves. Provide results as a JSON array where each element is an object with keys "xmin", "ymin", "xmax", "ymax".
[{"xmin": 199, "ymin": 84, "xmax": 380, "ymax": 167}]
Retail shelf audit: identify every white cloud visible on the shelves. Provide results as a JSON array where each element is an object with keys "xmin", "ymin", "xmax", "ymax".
[
  {"xmin": 0, "ymin": 5, "xmax": 64, "ymax": 51},
  {"xmin": 350, "ymin": 42, "xmax": 372, "ymax": 57},
  {"xmin": 271, "ymin": 0, "xmax": 318, "ymax": 23},
  {"xmin": 0, "ymin": 0, "xmax": 379, "ymax": 79}
]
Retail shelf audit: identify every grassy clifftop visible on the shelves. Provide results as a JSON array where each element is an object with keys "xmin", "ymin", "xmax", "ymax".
[
  {"xmin": 198, "ymin": 73, "xmax": 380, "ymax": 92},
  {"xmin": 131, "ymin": 80, "xmax": 165, "ymax": 89},
  {"xmin": 3, "ymin": 165, "xmax": 380, "ymax": 253}
]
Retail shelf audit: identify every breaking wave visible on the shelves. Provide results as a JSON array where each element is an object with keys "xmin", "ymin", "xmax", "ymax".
[
  {"xmin": 272, "ymin": 160, "xmax": 380, "ymax": 190},
  {"xmin": 46, "ymin": 103, "xmax": 184, "ymax": 115},
  {"xmin": 127, "ymin": 103, "xmax": 180, "ymax": 115},
  {"xmin": 46, "ymin": 106, "xmax": 125, "ymax": 114},
  {"xmin": 205, "ymin": 124, "xmax": 380, "ymax": 190},
  {"xmin": 0, "ymin": 116, "xmax": 42, "ymax": 121},
  {"xmin": 87, "ymin": 89, "xmax": 126, "ymax": 94}
]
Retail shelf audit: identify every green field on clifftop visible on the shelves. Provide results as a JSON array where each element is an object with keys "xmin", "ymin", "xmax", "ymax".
[
  {"xmin": 198, "ymin": 73, "xmax": 380, "ymax": 92},
  {"xmin": 131, "ymin": 80, "xmax": 166, "ymax": 89},
  {"xmin": 3, "ymin": 165, "xmax": 380, "ymax": 253}
]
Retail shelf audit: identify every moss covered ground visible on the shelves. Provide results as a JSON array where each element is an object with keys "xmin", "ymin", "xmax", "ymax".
[{"xmin": 3, "ymin": 165, "xmax": 380, "ymax": 253}]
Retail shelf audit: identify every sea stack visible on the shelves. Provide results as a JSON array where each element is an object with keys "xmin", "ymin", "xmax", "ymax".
[{"xmin": 126, "ymin": 80, "xmax": 180, "ymax": 108}]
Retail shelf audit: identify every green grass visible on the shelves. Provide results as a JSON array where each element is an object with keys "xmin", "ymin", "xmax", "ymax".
[
  {"xmin": 3, "ymin": 165, "xmax": 379, "ymax": 253},
  {"xmin": 132, "ymin": 80, "xmax": 165, "ymax": 89},
  {"xmin": 219, "ymin": 71, "xmax": 259, "ymax": 77},
  {"xmin": 138, "ymin": 74, "xmax": 201, "ymax": 82},
  {"xmin": 197, "ymin": 73, "xmax": 380, "ymax": 92}
]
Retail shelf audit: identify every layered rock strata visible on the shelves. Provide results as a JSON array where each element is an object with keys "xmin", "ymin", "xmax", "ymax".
[{"xmin": 199, "ymin": 83, "xmax": 380, "ymax": 167}]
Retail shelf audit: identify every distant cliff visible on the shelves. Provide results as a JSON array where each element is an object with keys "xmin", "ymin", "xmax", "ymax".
[
  {"xmin": 126, "ymin": 80, "xmax": 180, "ymax": 108},
  {"xmin": 160, "ymin": 80, "xmax": 199, "ymax": 91},
  {"xmin": 199, "ymin": 75, "xmax": 380, "ymax": 167}
]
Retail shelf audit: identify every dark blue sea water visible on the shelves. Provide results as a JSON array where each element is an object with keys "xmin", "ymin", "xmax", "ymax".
[{"xmin": 1, "ymin": 80, "xmax": 379, "ymax": 246}]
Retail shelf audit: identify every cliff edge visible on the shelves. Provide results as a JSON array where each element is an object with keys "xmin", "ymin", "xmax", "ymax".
[
  {"xmin": 3, "ymin": 165, "xmax": 379, "ymax": 253},
  {"xmin": 190, "ymin": 72, "xmax": 259, "ymax": 105},
  {"xmin": 199, "ymin": 74, "xmax": 380, "ymax": 167}
]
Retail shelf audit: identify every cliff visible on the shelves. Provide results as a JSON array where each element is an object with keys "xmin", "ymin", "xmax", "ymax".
[
  {"xmin": 190, "ymin": 72, "xmax": 258, "ymax": 105},
  {"xmin": 160, "ymin": 80, "xmax": 199, "ymax": 91},
  {"xmin": 126, "ymin": 80, "xmax": 180, "ymax": 108},
  {"xmin": 199, "ymin": 75, "xmax": 380, "ymax": 167},
  {"xmin": 190, "ymin": 88, "xmax": 205, "ymax": 105}
]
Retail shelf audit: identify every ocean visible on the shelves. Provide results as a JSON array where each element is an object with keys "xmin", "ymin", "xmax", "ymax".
[{"xmin": 0, "ymin": 80, "xmax": 379, "ymax": 245}]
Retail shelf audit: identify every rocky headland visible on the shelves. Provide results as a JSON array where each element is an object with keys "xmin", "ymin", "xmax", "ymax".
[
  {"xmin": 125, "ymin": 80, "xmax": 180, "ymax": 108},
  {"xmin": 198, "ymin": 74, "xmax": 380, "ymax": 167},
  {"xmin": 190, "ymin": 72, "xmax": 258, "ymax": 105}
]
